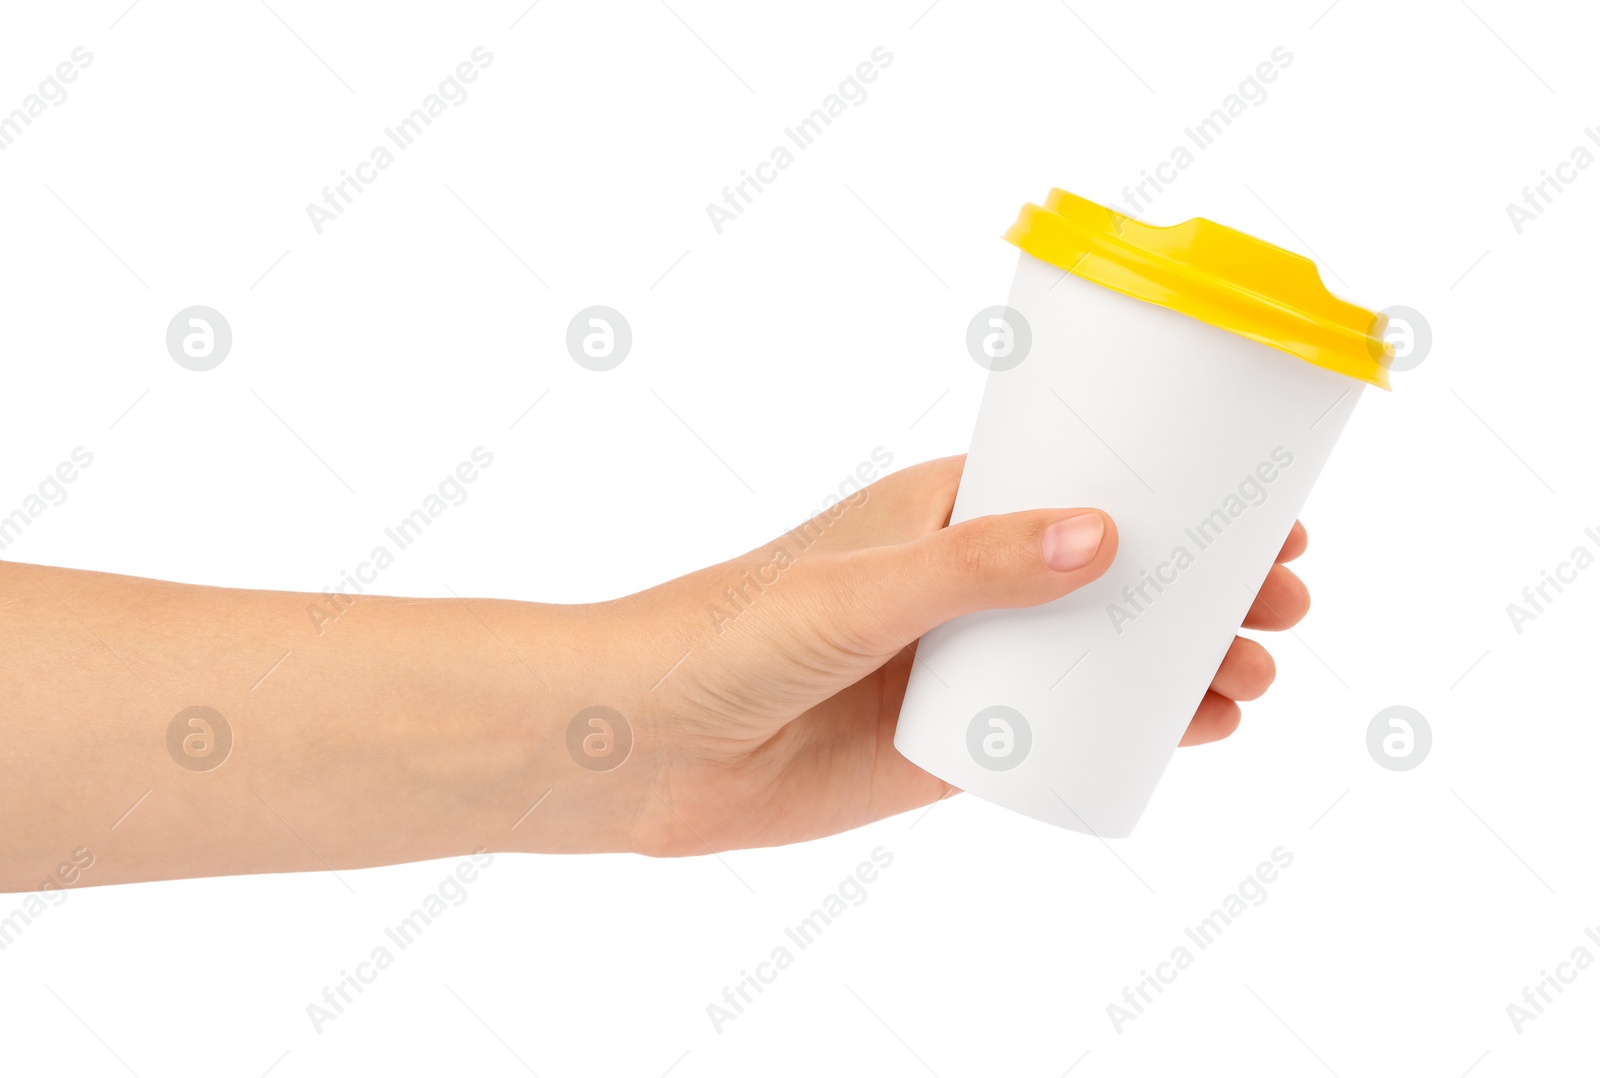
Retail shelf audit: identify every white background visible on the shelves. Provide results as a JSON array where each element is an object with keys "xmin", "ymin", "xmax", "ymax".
[{"xmin": 2, "ymin": 0, "xmax": 1596, "ymax": 1074}]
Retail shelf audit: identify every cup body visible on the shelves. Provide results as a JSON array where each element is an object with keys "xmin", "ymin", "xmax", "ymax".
[{"xmin": 892, "ymin": 250, "xmax": 1365, "ymax": 836}]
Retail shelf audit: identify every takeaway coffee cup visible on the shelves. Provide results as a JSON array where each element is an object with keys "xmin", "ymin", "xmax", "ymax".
[{"xmin": 893, "ymin": 188, "xmax": 1392, "ymax": 837}]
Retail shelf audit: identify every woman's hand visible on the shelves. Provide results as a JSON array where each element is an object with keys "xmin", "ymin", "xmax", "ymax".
[
  {"xmin": 0, "ymin": 456, "xmax": 1311, "ymax": 888},
  {"xmin": 612, "ymin": 456, "xmax": 1311, "ymax": 856}
]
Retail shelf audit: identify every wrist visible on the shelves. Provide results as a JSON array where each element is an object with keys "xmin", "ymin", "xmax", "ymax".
[{"xmin": 473, "ymin": 598, "xmax": 665, "ymax": 857}]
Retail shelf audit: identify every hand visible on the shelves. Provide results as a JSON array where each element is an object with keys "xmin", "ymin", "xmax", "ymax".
[
  {"xmin": 0, "ymin": 456, "xmax": 1311, "ymax": 887},
  {"xmin": 615, "ymin": 456, "xmax": 1312, "ymax": 855}
]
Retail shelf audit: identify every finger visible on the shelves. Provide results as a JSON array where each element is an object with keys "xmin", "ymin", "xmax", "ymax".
[
  {"xmin": 1277, "ymin": 520, "xmax": 1308, "ymax": 564},
  {"xmin": 1179, "ymin": 691, "xmax": 1242, "ymax": 746},
  {"xmin": 1242, "ymin": 563, "xmax": 1310, "ymax": 631},
  {"xmin": 831, "ymin": 507, "xmax": 1118, "ymax": 651},
  {"xmin": 1208, "ymin": 636, "xmax": 1275, "ymax": 702}
]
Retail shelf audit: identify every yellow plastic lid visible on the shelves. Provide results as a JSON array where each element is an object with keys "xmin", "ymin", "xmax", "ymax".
[{"xmin": 1003, "ymin": 189, "xmax": 1393, "ymax": 389}]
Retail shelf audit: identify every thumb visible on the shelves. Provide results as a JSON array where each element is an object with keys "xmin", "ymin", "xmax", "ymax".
[{"xmin": 830, "ymin": 508, "xmax": 1117, "ymax": 652}]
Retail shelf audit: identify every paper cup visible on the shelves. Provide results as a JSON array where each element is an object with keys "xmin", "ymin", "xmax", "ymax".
[{"xmin": 892, "ymin": 189, "xmax": 1391, "ymax": 837}]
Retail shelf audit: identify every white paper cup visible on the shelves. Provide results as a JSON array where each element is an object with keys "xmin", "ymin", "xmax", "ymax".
[{"xmin": 893, "ymin": 190, "xmax": 1390, "ymax": 837}]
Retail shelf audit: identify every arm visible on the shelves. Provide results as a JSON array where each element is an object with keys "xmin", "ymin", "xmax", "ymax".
[
  {"xmin": 1, "ymin": 457, "xmax": 1307, "ymax": 889},
  {"xmin": 2, "ymin": 560, "xmax": 642, "ymax": 888}
]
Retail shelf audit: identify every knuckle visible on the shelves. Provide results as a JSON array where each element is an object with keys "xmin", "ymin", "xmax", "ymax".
[{"xmin": 947, "ymin": 518, "xmax": 1000, "ymax": 581}]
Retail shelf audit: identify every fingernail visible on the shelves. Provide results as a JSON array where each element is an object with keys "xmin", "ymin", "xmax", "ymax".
[{"xmin": 1043, "ymin": 514, "xmax": 1105, "ymax": 571}]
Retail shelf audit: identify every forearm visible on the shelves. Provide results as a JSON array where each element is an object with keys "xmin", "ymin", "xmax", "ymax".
[{"xmin": 0, "ymin": 561, "xmax": 657, "ymax": 890}]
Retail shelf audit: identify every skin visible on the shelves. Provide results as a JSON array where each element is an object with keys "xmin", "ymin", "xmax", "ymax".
[{"xmin": 0, "ymin": 456, "xmax": 1309, "ymax": 890}]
